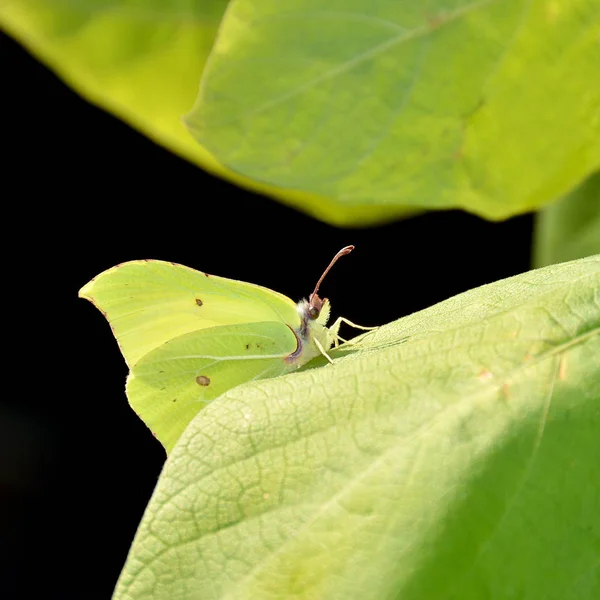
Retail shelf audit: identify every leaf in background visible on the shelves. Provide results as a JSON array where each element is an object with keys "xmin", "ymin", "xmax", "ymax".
[
  {"xmin": 534, "ymin": 170, "xmax": 600, "ymax": 268},
  {"xmin": 1, "ymin": 0, "xmax": 389, "ymax": 226},
  {"xmin": 4, "ymin": 1, "xmax": 599, "ymax": 225},
  {"xmin": 114, "ymin": 255, "xmax": 600, "ymax": 600},
  {"xmin": 186, "ymin": 0, "xmax": 600, "ymax": 221}
]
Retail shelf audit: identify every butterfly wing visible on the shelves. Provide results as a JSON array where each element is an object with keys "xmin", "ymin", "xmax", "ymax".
[
  {"xmin": 79, "ymin": 260, "xmax": 300, "ymax": 366},
  {"xmin": 127, "ymin": 320, "xmax": 298, "ymax": 452}
]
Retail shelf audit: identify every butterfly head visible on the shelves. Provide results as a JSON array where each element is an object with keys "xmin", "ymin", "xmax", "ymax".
[
  {"xmin": 308, "ymin": 291, "xmax": 330, "ymax": 323},
  {"xmin": 300, "ymin": 245, "xmax": 353, "ymax": 330},
  {"xmin": 295, "ymin": 245, "xmax": 353, "ymax": 344},
  {"xmin": 297, "ymin": 294, "xmax": 331, "ymax": 329}
]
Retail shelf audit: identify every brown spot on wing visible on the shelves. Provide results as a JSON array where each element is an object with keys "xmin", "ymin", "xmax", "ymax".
[{"xmin": 196, "ymin": 375, "xmax": 211, "ymax": 386}]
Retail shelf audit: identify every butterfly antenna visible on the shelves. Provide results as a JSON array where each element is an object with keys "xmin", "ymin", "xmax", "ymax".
[{"xmin": 310, "ymin": 245, "xmax": 354, "ymax": 302}]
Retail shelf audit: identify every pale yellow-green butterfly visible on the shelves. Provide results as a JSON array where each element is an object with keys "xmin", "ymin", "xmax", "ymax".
[{"xmin": 79, "ymin": 246, "xmax": 372, "ymax": 452}]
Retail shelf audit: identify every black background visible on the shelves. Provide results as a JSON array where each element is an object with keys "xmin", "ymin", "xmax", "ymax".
[{"xmin": 2, "ymin": 30, "xmax": 533, "ymax": 599}]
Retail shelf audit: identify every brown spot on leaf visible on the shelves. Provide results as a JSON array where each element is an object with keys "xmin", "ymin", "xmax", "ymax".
[
  {"xmin": 195, "ymin": 298, "xmax": 203, "ymax": 307},
  {"xmin": 428, "ymin": 14, "xmax": 445, "ymax": 29},
  {"xmin": 245, "ymin": 343, "xmax": 251, "ymax": 350},
  {"xmin": 172, "ymin": 398, "xmax": 177, "ymax": 403},
  {"xmin": 196, "ymin": 375, "xmax": 211, "ymax": 386},
  {"xmin": 478, "ymin": 368, "xmax": 493, "ymax": 382}
]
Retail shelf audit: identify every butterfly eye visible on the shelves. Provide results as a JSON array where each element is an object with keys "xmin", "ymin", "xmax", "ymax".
[{"xmin": 308, "ymin": 307, "xmax": 320, "ymax": 320}]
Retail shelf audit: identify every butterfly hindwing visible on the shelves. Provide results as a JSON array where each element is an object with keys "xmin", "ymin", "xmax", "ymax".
[{"xmin": 126, "ymin": 320, "xmax": 298, "ymax": 451}]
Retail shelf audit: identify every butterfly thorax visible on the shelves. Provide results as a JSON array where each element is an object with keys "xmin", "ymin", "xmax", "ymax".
[{"xmin": 286, "ymin": 298, "xmax": 332, "ymax": 367}]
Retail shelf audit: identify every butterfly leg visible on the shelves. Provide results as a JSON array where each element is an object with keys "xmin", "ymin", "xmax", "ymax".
[
  {"xmin": 314, "ymin": 337, "xmax": 334, "ymax": 364},
  {"xmin": 329, "ymin": 317, "xmax": 378, "ymax": 347}
]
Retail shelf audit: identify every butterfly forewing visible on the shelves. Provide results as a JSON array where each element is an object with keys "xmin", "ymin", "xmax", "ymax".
[{"xmin": 79, "ymin": 260, "xmax": 300, "ymax": 366}]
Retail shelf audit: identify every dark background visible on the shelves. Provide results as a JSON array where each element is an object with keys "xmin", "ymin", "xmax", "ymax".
[{"xmin": 2, "ymin": 30, "xmax": 533, "ymax": 599}]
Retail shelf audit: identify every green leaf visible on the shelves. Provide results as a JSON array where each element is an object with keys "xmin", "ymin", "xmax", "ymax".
[
  {"xmin": 186, "ymin": 0, "xmax": 600, "ymax": 220},
  {"xmin": 534, "ymin": 170, "xmax": 600, "ymax": 268},
  {"xmin": 114, "ymin": 255, "xmax": 600, "ymax": 600},
  {"xmin": 5, "ymin": 2, "xmax": 599, "ymax": 225}
]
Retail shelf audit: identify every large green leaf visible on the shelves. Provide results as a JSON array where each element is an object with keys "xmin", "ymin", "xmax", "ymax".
[
  {"xmin": 186, "ymin": 0, "xmax": 600, "ymax": 220},
  {"xmin": 114, "ymin": 255, "xmax": 599, "ymax": 600},
  {"xmin": 4, "ymin": 2, "xmax": 599, "ymax": 225},
  {"xmin": 534, "ymin": 170, "xmax": 600, "ymax": 268}
]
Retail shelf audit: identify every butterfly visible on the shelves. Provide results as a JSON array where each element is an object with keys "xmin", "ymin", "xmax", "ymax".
[{"xmin": 79, "ymin": 246, "xmax": 372, "ymax": 452}]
